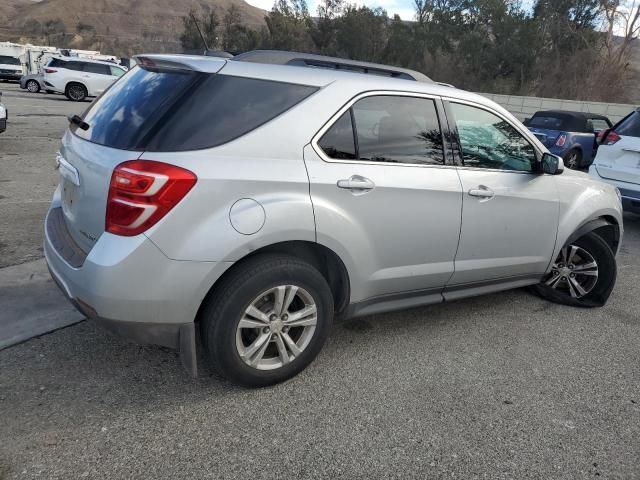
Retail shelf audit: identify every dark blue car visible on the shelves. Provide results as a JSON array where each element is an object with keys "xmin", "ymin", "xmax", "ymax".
[{"xmin": 524, "ymin": 110, "xmax": 612, "ymax": 169}]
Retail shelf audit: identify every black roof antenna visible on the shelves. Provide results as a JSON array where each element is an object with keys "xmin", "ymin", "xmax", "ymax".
[{"xmin": 190, "ymin": 11, "xmax": 209, "ymax": 51}]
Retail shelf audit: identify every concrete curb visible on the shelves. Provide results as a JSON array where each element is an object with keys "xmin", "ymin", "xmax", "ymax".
[{"xmin": 0, "ymin": 258, "xmax": 84, "ymax": 350}]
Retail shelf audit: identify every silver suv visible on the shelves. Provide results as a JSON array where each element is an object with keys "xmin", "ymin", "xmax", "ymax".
[{"xmin": 45, "ymin": 51, "xmax": 623, "ymax": 387}]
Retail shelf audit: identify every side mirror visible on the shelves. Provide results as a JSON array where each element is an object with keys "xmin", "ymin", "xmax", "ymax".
[{"xmin": 542, "ymin": 153, "xmax": 564, "ymax": 175}]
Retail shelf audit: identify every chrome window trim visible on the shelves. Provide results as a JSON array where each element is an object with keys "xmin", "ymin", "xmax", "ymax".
[
  {"xmin": 310, "ymin": 90, "xmax": 453, "ymax": 170},
  {"xmin": 444, "ymin": 96, "xmax": 545, "ymax": 175}
]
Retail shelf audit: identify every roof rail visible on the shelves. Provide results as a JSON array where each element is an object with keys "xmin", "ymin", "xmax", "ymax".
[{"xmin": 232, "ymin": 50, "xmax": 432, "ymax": 83}]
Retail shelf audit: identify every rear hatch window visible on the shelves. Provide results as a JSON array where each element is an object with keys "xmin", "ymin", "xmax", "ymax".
[
  {"xmin": 615, "ymin": 111, "xmax": 640, "ymax": 138},
  {"xmin": 73, "ymin": 65, "xmax": 318, "ymax": 151}
]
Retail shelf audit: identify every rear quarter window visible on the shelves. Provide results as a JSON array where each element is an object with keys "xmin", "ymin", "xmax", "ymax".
[{"xmin": 73, "ymin": 66, "xmax": 318, "ymax": 151}]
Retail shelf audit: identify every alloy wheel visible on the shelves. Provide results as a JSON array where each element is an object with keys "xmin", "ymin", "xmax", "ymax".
[
  {"xmin": 236, "ymin": 285, "xmax": 318, "ymax": 370},
  {"xmin": 544, "ymin": 245, "xmax": 599, "ymax": 298},
  {"xmin": 566, "ymin": 152, "xmax": 579, "ymax": 169},
  {"xmin": 68, "ymin": 85, "xmax": 85, "ymax": 101},
  {"xmin": 27, "ymin": 80, "xmax": 39, "ymax": 93}
]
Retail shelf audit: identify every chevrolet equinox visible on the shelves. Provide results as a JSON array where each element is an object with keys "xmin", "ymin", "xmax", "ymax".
[{"xmin": 45, "ymin": 51, "xmax": 623, "ymax": 387}]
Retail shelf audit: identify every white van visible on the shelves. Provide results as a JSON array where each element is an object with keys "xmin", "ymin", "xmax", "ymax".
[{"xmin": 0, "ymin": 55, "xmax": 23, "ymax": 81}]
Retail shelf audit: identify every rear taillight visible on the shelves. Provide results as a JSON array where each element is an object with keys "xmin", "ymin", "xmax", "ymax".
[
  {"xmin": 603, "ymin": 131, "xmax": 621, "ymax": 145},
  {"xmin": 555, "ymin": 134, "xmax": 567, "ymax": 147},
  {"xmin": 44, "ymin": 68, "xmax": 57, "ymax": 73},
  {"xmin": 106, "ymin": 160, "xmax": 196, "ymax": 236},
  {"xmin": 597, "ymin": 128, "xmax": 610, "ymax": 144}
]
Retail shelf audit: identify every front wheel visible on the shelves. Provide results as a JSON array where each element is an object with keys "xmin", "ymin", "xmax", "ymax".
[
  {"xmin": 201, "ymin": 255, "xmax": 334, "ymax": 387},
  {"xmin": 533, "ymin": 232, "xmax": 616, "ymax": 307}
]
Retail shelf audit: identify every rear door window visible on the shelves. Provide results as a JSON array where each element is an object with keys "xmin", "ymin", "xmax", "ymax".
[
  {"xmin": 615, "ymin": 111, "xmax": 640, "ymax": 138},
  {"xmin": 73, "ymin": 66, "xmax": 318, "ymax": 151},
  {"xmin": 353, "ymin": 96, "xmax": 444, "ymax": 165},
  {"xmin": 64, "ymin": 62, "xmax": 84, "ymax": 71},
  {"xmin": 82, "ymin": 63, "xmax": 110, "ymax": 75},
  {"xmin": 318, "ymin": 95, "xmax": 445, "ymax": 165}
]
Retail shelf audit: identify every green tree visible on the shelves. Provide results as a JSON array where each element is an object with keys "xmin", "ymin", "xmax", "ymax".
[
  {"xmin": 311, "ymin": 0, "xmax": 344, "ymax": 54},
  {"xmin": 222, "ymin": 5, "xmax": 262, "ymax": 52},
  {"xmin": 335, "ymin": 6, "xmax": 388, "ymax": 62},
  {"xmin": 265, "ymin": 0, "xmax": 314, "ymax": 51},
  {"xmin": 180, "ymin": 8, "xmax": 220, "ymax": 51},
  {"xmin": 383, "ymin": 15, "xmax": 416, "ymax": 67}
]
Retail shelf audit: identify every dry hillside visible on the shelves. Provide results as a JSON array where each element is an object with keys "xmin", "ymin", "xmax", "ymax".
[
  {"xmin": 0, "ymin": 0, "xmax": 267, "ymax": 55},
  {"xmin": 626, "ymin": 39, "xmax": 640, "ymax": 105}
]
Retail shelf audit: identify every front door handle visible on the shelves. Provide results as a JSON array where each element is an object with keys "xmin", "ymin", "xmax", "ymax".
[
  {"xmin": 337, "ymin": 175, "xmax": 375, "ymax": 191},
  {"xmin": 468, "ymin": 186, "xmax": 494, "ymax": 199}
]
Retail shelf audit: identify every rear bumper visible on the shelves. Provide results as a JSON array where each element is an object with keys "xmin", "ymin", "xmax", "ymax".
[
  {"xmin": 51, "ymin": 270, "xmax": 198, "ymax": 374},
  {"xmin": 589, "ymin": 166, "xmax": 640, "ymax": 214},
  {"xmin": 43, "ymin": 80, "xmax": 62, "ymax": 93},
  {"xmin": 44, "ymin": 204, "xmax": 232, "ymax": 375}
]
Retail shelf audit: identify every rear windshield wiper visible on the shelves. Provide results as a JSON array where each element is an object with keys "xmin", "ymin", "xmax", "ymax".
[{"xmin": 68, "ymin": 114, "xmax": 90, "ymax": 131}]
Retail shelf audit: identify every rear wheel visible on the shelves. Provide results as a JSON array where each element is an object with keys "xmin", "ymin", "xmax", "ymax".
[
  {"xmin": 26, "ymin": 79, "xmax": 40, "ymax": 93},
  {"xmin": 65, "ymin": 83, "xmax": 87, "ymax": 102},
  {"xmin": 533, "ymin": 232, "xmax": 616, "ymax": 307},
  {"xmin": 201, "ymin": 255, "xmax": 334, "ymax": 387},
  {"xmin": 563, "ymin": 148, "xmax": 582, "ymax": 170}
]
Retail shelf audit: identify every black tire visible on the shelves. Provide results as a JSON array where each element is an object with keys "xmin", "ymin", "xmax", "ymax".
[
  {"xmin": 563, "ymin": 148, "xmax": 583, "ymax": 170},
  {"xmin": 26, "ymin": 79, "xmax": 40, "ymax": 93},
  {"xmin": 201, "ymin": 254, "xmax": 334, "ymax": 387},
  {"xmin": 533, "ymin": 232, "xmax": 616, "ymax": 308},
  {"xmin": 65, "ymin": 83, "xmax": 87, "ymax": 102}
]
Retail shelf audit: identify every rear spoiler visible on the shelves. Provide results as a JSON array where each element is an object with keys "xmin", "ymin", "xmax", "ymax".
[{"xmin": 133, "ymin": 54, "xmax": 227, "ymax": 74}]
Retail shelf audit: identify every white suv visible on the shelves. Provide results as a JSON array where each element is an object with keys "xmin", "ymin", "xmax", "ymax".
[
  {"xmin": 590, "ymin": 109, "xmax": 640, "ymax": 214},
  {"xmin": 43, "ymin": 57, "xmax": 126, "ymax": 101}
]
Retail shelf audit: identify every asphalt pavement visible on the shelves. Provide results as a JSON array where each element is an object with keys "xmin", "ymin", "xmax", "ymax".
[{"xmin": 1, "ymin": 81, "xmax": 639, "ymax": 479}]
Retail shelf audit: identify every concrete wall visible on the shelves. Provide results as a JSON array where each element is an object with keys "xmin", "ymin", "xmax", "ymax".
[{"xmin": 479, "ymin": 93, "xmax": 638, "ymax": 123}]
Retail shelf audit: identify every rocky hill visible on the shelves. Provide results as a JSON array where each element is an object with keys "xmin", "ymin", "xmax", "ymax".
[{"xmin": 0, "ymin": 0, "xmax": 267, "ymax": 55}]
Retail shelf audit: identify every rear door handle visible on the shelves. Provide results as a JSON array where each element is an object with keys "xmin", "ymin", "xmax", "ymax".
[
  {"xmin": 468, "ymin": 186, "xmax": 494, "ymax": 199},
  {"xmin": 337, "ymin": 175, "xmax": 375, "ymax": 191}
]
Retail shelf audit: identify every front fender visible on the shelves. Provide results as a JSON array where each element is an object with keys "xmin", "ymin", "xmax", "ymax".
[{"xmin": 551, "ymin": 170, "xmax": 623, "ymax": 270}]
